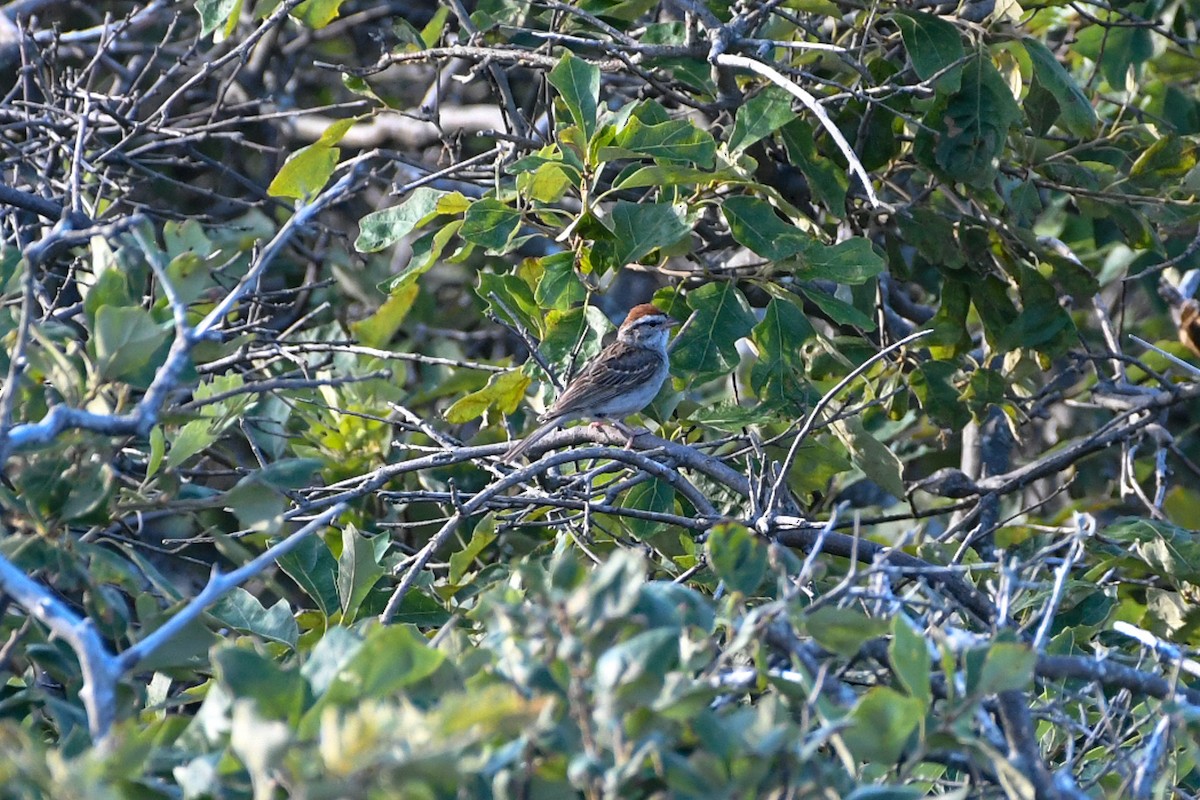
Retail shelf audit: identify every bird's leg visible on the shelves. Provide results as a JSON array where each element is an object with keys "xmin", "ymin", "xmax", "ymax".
[{"xmin": 610, "ymin": 419, "xmax": 643, "ymax": 448}]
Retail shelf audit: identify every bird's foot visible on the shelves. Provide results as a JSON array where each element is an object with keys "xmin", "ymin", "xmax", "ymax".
[{"xmin": 610, "ymin": 420, "xmax": 649, "ymax": 448}]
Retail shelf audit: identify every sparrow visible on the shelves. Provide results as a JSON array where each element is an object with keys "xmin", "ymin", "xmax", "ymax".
[
  {"xmin": 501, "ymin": 303, "xmax": 678, "ymax": 462},
  {"xmin": 1159, "ymin": 275, "xmax": 1200, "ymax": 357}
]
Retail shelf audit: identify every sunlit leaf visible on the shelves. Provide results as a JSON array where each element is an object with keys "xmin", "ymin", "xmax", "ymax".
[
  {"xmin": 548, "ymin": 52, "xmax": 600, "ymax": 139},
  {"xmin": 356, "ymin": 187, "xmax": 448, "ymax": 253}
]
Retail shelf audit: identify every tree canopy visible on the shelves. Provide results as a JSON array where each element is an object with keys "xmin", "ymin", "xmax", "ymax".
[{"xmin": 1, "ymin": 0, "xmax": 1200, "ymax": 797}]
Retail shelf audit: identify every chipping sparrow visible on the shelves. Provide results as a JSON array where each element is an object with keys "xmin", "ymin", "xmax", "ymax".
[{"xmin": 501, "ymin": 303, "xmax": 678, "ymax": 462}]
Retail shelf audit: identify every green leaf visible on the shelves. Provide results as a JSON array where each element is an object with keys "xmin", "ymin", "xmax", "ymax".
[
  {"xmin": 196, "ymin": 0, "xmax": 239, "ymax": 37},
  {"xmin": 277, "ymin": 535, "xmax": 340, "ymax": 616},
  {"xmin": 890, "ymin": 617, "xmax": 931, "ymax": 707},
  {"xmin": 460, "ymin": 198, "xmax": 523, "ymax": 252},
  {"xmin": 911, "ymin": 360, "xmax": 970, "ymax": 429},
  {"xmin": 842, "ymin": 687, "xmax": 924, "ymax": 763},
  {"xmin": 548, "ymin": 52, "xmax": 600, "ymax": 140},
  {"xmin": 705, "ymin": 521, "xmax": 768, "ymax": 595},
  {"xmin": 350, "ymin": 281, "xmax": 419, "ymax": 348},
  {"xmin": 795, "ymin": 238, "xmax": 886, "ymax": 284},
  {"xmin": 420, "ymin": 5, "xmax": 449, "ymax": 48},
  {"xmin": 670, "ymin": 282, "xmax": 757, "ymax": 383},
  {"xmin": 750, "ymin": 296, "xmax": 814, "ymax": 406},
  {"xmin": 973, "ymin": 641, "xmax": 1036, "ymax": 695},
  {"xmin": 215, "ymin": 648, "xmax": 306, "ymax": 719},
  {"xmin": 913, "ymin": 55, "xmax": 1021, "ymax": 187},
  {"xmin": 1074, "ymin": 21, "xmax": 1153, "ymax": 88},
  {"xmin": 617, "ymin": 166, "xmax": 727, "ymax": 194},
  {"xmin": 337, "ymin": 523, "xmax": 386, "ymax": 621},
  {"xmin": 300, "ymin": 626, "xmax": 364, "ymax": 695},
  {"xmin": 595, "ymin": 628, "xmax": 680, "ymax": 691},
  {"xmin": 210, "ymin": 588, "xmax": 299, "ymax": 649},
  {"xmin": 146, "ymin": 425, "xmax": 165, "ymax": 480},
  {"xmin": 897, "ymin": 207, "xmax": 964, "ymax": 269},
  {"xmin": 92, "ymin": 305, "xmax": 170, "ymax": 382},
  {"xmin": 534, "ymin": 251, "xmax": 587, "ymax": 310},
  {"xmin": 621, "ymin": 478, "xmax": 676, "ymax": 539},
  {"xmin": 1004, "ymin": 265, "xmax": 1075, "ymax": 355},
  {"xmin": 635, "ymin": 582, "xmax": 715, "ymax": 632},
  {"xmin": 259, "ymin": 459, "xmax": 323, "ymax": 491},
  {"xmin": 779, "ymin": 120, "xmax": 849, "ymax": 213},
  {"xmin": 844, "ymin": 788, "xmax": 925, "ymax": 800},
  {"xmin": 355, "ymin": 187, "xmax": 448, "ymax": 253},
  {"xmin": 1107, "ymin": 518, "xmax": 1200, "ymax": 583},
  {"xmin": 319, "ymin": 625, "xmax": 444, "ymax": 703},
  {"xmin": 611, "ymin": 116, "xmax": 717, "ymax": 166},
  {"xmin": 387, "ymin": 591, "xmax": 453, "ymax": 627},
  {"xmin": 577, "ymin": 0, "xmax": 659, "ymax": 21},
  {"xmin": 445, "ymin": 369, "xmax": 533, "ymax": 423},
  {"xmin": 803, "ymin": 606, "xmax": 888, "ymax": 658},
  {"xmin": 224, "ymin": 475, "xmax": 286, "ymax": 533},
  {"xmin": 1022, "ymin": 38, "xmax": 1098, "ymax": 137},
  {"xmin": 82, "ymin": 262, "xmax": 132, "ymax": 331},
  {"xmin": 728, "ymin": 86, "xmax": 798, "ymax": 153},
  {"xmin": 927, "ymin": 279, "xmax": 972, "ymax": 359},
  {"xmin": 722, "ymin": 196, "xmax": 811, "ymax": 261},
  {"xmin": 291, "ymin": 0, "xmax": 347, "ymax": 29},
  {"xmin": 799, "ymin": 286, "xmax": 876, "ymax": 329},
  {"xmin": 449, "ymin": 516, "xmax": 498, "ymax": 584},
  {"xmin": 892, "ymin": 11, "xmax": 964, "ymax": 92},
  {"xmin": 387, "ymin": 219, "xmax": 463, "ymax": 291},
  {"xmin": 267, "ymin": 118, "xmax": 355, "ymax": 199},
  {"xmin": 1129, "ymin": 135, "xmax": 1199, "ymax": 188},
  {"xmin": 478, "ymin": 271, "xmax": 542, "ymax": 335},
  {"xmin": 165, "ymin": 419, "xmax": 219, "ymax": 472},
  {"xmin": 538, "ymin": 304, "xmax": 610, "ymax": 371},
  {"xmin": 596, "ymin": 201, "xmax": 691, "ymax": 269},
  {"xmin": 831, "ymin": 417, "xmax": 905, "ymax": 499},
  {"xmin": 519, "ymin": 160, "xmax": 576, "ymax": 203}
]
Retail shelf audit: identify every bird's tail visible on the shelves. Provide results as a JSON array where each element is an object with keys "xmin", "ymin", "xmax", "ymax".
[{"xmin": 501, "ymin": 415, "xmax": 564, "ymax": 463}]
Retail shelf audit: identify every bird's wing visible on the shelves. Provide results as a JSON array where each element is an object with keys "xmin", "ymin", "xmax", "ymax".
[{"xmin": 542, "ymin": 342, "xmax": 663, "ymax": 418}]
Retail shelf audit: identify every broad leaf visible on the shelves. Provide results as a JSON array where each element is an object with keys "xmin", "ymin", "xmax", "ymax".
[
  {"xmin": 444, "ymin": 369, "xmax": 532, "ymax": 423},
  {"xmin": 750, "ymin": 296, "xmax": 814, "ymax": 406},
  {"xmin": 893, "ymin": 11, "xmax": 964, "ymax": 92},
  {"xmin": 706, "ymin": 521, "xmax": 768, "ymax": 595},
  {"xmin": 277, "ymin": 534, "xmax": 340, "ymax": 616},
  {"xmin": 611, "ymin": 116, "xmax": 716, "ymax": 166},
  {"xmin": 337, "ymin": 523, "xmax": 386, "ymax": 621},
  {"xmin": 93, "ymin": 305, "xmax": 169, "ymax": 382},
  {"xmin": 722, "ymin": 195, "xmax": 810, "ymax": 261},
  {"xmin": 548, "ymin": 52, "xmax": 600, "ymax": 139},
  {"xmin": 831, "ymin": 417, "xmax": 905, "ymax": 499},
  {"xmin": 267, "ymin": 117, "xmax": 356, "ymax": 199},
  {"xmin": 913, "ymin": 55, "xmax": 1021, "ymax": 187},
  {"xmin": 1022, "ymin": 38, "xmax": 1098, "ymax": 137},
  {"xmin": 621, "ymin": 478, "xmax": 676, "ymax": 539},
  {"xmin": 842, "ymin": 687, "xmax": 924, "ymax": 763},
  {"xmin": 594, "ymin": 201, "xmax": 692, "ymax": 269},
  {"xmin": 210, "ymin": 588, "xmax": 299, "ymax": 649},
  {"xmin": 669, "ymin": 282, "xmax": 757, "ymax": 383},
  {"xmin": 728, "ymin": 86, "xmax": 798, "ymax": 153},
  {"xmin": 356, "ymin": 187, "xmax": 448, "ymax": 252},
  {"xmin": 460, "ymin": 198, "xmax": 522, "ymax": 252}
]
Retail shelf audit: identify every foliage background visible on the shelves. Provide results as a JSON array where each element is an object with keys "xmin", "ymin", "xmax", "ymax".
[{"xmin": 1, "ymin": 0, "xmax": 1200, "ymax": 797}]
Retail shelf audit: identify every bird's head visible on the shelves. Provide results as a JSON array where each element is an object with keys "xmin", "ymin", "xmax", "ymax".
[{"xmin": 617, "ymin": 303, "xmax": 679, "ymax": 349}]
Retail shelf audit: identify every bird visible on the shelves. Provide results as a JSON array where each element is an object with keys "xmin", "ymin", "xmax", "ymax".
[
  {"xmin": 501, "ymin": 303, "xmax": 679, "ymax": 463},
  {"xmin": 1159, "ymin": 275, "xmax": 1200, "ymax": 357}
]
